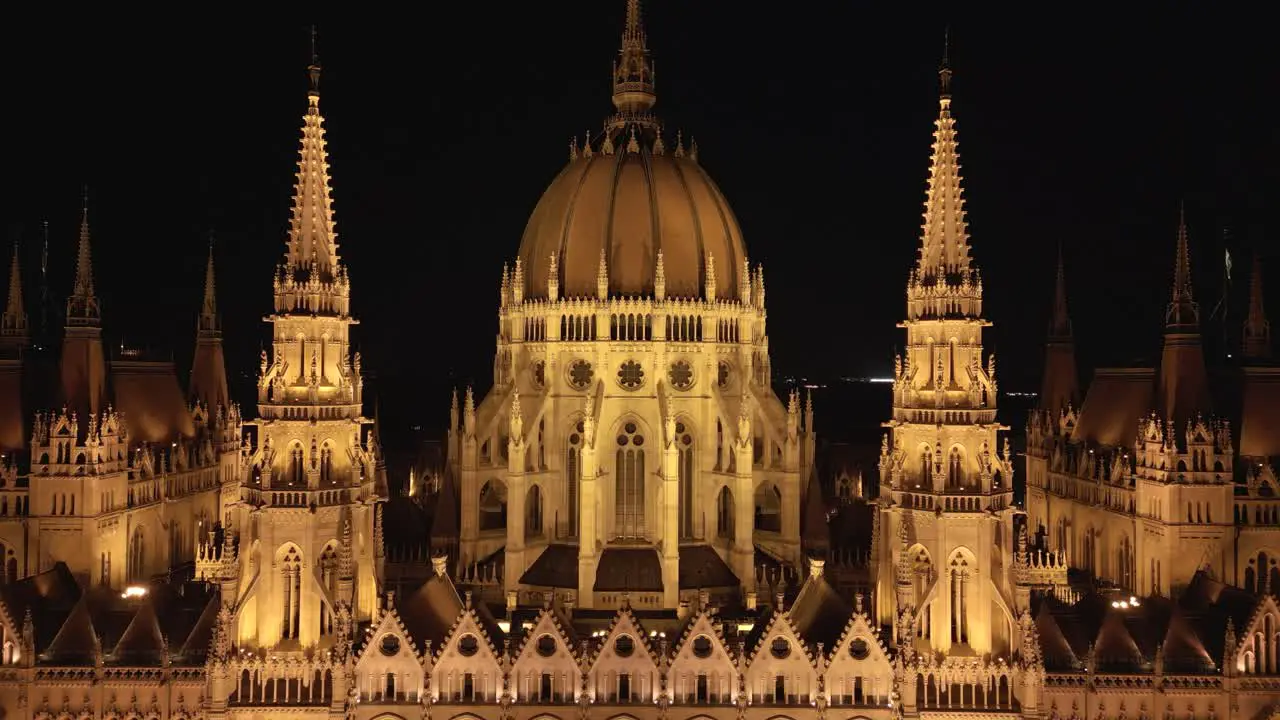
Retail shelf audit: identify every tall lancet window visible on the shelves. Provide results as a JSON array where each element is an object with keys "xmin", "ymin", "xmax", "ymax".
[
  {"xmin": 319, "ymin": 545, "xmax": 338, "ymax": 636},
  {"xmin": 919, "ymin": 448, "xmax": 932, "ymax": 486},
  {"xmin": 566, "ymin": 421, "xmax": 583, "ymax": 538},
  {"xmin": 319, "ymin": 444, "xmax": 333, "ymax": 484},
  {"xmin": 614, "ymin": 422, "xmax": 646, "ymax": 540},
  {"xmin": 280, "ymin": 546, "xmax": 303, "ymax": 641},
  {"xmin": 947, "ymin": 448, "xmax": 964, "ymax": 489},
  {"xmin": 949, "ymin": 555, "xmax": 970, "ymax": 645},
  {"xmin": 128, "ymin": 528, "xmax": 145, "ymax": 583},
  {"xmin": 289, "ymin": 444, "xmax": 305, "ymax": 485},
  {"xmin": 677, "ymin": 422, "xmax": 696, "ymax": 540}
]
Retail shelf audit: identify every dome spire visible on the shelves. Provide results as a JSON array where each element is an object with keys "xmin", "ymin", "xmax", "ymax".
[
  {"xmin": 612, "ymin": 0, "xmax": 656, "ymax": 117},
  {"xmin": 285, "ymin": 27, "xmax": 341, "ymax": 283}
]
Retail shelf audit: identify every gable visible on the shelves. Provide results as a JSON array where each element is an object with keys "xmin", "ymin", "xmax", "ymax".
[
  {"xmin": 435, "ymin": 610, "xmax": 502, "ymax": 676},
  {"xmin": 590, "ymin": 611, "xmax": 657, "ymax": 675},
  {"xmin": 670, "ymin": 612, "xmax": 736, "ymax": 676},
  {"xmin": 1235, "ymin": 595, "xmax": 1280, "ymax": 674},
  {"xmin": 513, "ymin": 609, "xmax": 578, "ymax": 675},
  {"xmin": 747, "ymin": 612, "xmax": 816, "ymax": 679},
  {"xmin": 825, "ymin": 611, "xmax": 891, "ymax": 677},
  {"xmin": 356, "ymin": 608, "xmax": 423, "ymax": 674}
]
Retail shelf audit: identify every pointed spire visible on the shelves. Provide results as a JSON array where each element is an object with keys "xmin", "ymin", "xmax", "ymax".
[
  {"xmin": 1, "ymin": 241, "xmax": 28, "ymax": 343},
  {"xmin": 939, "ymin": 26, "xmax": 953, "ymax": 98},
  {"xmin": 198, "ymin": 235, "xmax": 219, "ymax": 336},
  {"xmin": 285, "ymin": 32, "xmax": 341, "ymax": 283},
  {"xmin": 654, "ymin": 249, "xmax": 666, "ymax": 301},
  {"xmin": 597, "ymin": 248, "xmax": 609, "ymax": 300},
  {"xmin": 916, "ymin": 34, "xmax": 971, "ymax": 281},
  {"xmin": 612, "ymin": 0, "xmax": 656, "ymax": 116},
  {"xmin": 548, "ymin": 252, "xmax": 560, "ymax": 301},
  {"xmin": 1049, "ymin": 242, "xmax": 1072, "ymax": 339},
  {"xmin": 1244, "ymin": 253, "xmax": 1271, "ymax": 359},
  {"xmin": 704, "ymin": 251, "xmax": 716, "ymax": 301},
  {"xmin": 67, "ymin": 190, "xmax": 101, "ymax": 325},
  {"xmin": 1166, "ymin": 203, "xmax": 1199, "ymax": 328}
]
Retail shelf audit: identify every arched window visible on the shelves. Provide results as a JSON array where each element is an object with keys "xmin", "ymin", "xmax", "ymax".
[
  {"xmin": 717, "ymin": 486, "xmax": 734, "ymax": 540},
  {"xmin": 909, "ymin": 546, "xmax": 932, "ymax": 639},
  {"xmin": 754, "ymin": 484, "xmax": 782, "ymax": 532},
  {"xmin": 319, "ymin": 443, "xmax": 333, "ymax": 484},
  {"xmin": 614, "ymin": 422, "xmax": 646, "ymax": 540},
  {"xmin": 566, "ymin": 421, "xmax": 583, "ymax": 538},
  {"xmin": 526, "ymin": 484, "xmax": 543, "ymax": 540},
  {"xmin": 319, "ymin": 544, "xmax": 338, "ymax": 635},
  {"xmin": 677, "ymin": 422, "xmax": 696, "ymax": 540},
  {"xmin": 949, "ymin": 554, "xmax": 972, "ymax": 645},
  {"xmin": 948, "ymin": 447, "xmax": 964, "ymax": 489},
  {"xmin": 128, "ymin": 528, "xmax": 145, "ymax": 583},
  {"xmin": 280, "ymin": 545, "xmax": 303, "ymax": 640},
  {"xmin": 1117, "ymin": 536, "xmax": 1133, "ymax": 591},
  {"xmin": 479, "ymin": 480, "xmax": 508, "ymax": 532},
  {"xmin": 919, "ymin": 447, "xmax": 932, "ymax": 486},
  {"xmin": 288, "ymin": 444, "xmax": 304, "ymax": 485}
]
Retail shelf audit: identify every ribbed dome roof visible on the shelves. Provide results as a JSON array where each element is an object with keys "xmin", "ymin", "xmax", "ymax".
[{"xmin": 518, "ymin": 127, "xmax": 746, "ymax": 301}]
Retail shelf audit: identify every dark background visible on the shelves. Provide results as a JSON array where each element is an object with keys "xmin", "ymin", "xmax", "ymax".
[{"xmin": 1, "ymin": 6, "xmax": 1276, "ymax": 454}]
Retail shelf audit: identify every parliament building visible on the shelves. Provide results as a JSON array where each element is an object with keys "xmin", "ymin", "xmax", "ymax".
[{"xmin": 0, "ymin": 3, "xmax": 1275, "ymax": 719}]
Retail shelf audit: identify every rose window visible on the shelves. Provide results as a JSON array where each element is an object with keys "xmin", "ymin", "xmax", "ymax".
[
  {"xmin": 618, "ymin": 360, "xmax": 645, "ymax": 390},
  {"xmin": 669, "ymin": 360, "xmax": 694, "ymax": 390},
  {"xmin": 569, "ymin": 360, "xmax": 594, "ymax": 390}
]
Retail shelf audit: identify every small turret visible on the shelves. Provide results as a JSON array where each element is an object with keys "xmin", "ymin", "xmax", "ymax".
[
  {"xmin": 512, "ymin": 258, "xmax": 525, "ymax": 305},
  {"xmin": 597, "ymin": 249, "xmax": 609, "ymax": 300},
  {"xmin": 654, "ymin": 250, "xmax": 666, "ymax": 301},
  {"xmin": 548, "ymin": 252, "xmax": 559, "ymax": 302},
  {"xmin": 704, "ymin": 252, "xmax": 716, "ymax": 302}
]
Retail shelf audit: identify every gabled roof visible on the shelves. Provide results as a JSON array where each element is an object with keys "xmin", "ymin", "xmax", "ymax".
[
  {"xmin": 397, "ymin": 571, "xmax": 464, "ymax": 653},
  {"xmin": 826, "ymin": 605, "xmax": 891, "ymax": 672},
  {"xmin": 433, "ymin": 592, "xmax": 504, "ymax": 666},
  {"xmin": 42, "ymin": 595, "xmax": 100, "ymax": 666},
  {"xmin": 357, "ymin": 600, "xmax": 425, "ymax": 667},
  {"xmin": 788, "ymin": 567, "xmax": 852, "ymax": 652},
  {"xmin": 511, "ymin": 605, "xmax": 578, "ymax": 668},
  {"xmin": 111, "ymin": 597, "xmax": 166, "ymax": 665},
  {"xmin": 670, "ymin": 608, "xmax": 737, "ymax": 670},
  {"xmin": 746, "ymin": 605, "xmax": 815, "ymax": 669}
]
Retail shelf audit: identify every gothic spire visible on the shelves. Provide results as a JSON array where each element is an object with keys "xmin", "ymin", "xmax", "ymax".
[
  {"xmin": 199, "ymin": 235, "xmax": 219, "ymax": 337},
  {"xmin": 916, "ymin": 34, "xmax": 971, "ymax": 280},
  {"xmin": 67, "ymin": 193, "xmax": 100, "ymax": 325},
  {"xmin": 1244, "ymin": 253, "xmax": 1271, "ymax": 359},
  {"xmin": 612, "ymin": 0, "xmax": 656, "ymax": 116},
  {"xmin": 1165, "ymin": 204, "xmax": 1199, "ymax": 329},
  {"xmin": 1049, "ymin": 242, "xmax": 1072, "ymax": 339},
  {"xmin": 285, "ymin": 29, "xmax": 341, "ymax": 282},
  {"xmin": 1, "ymin": 242, "xmax": 27, "ymax": 343}
]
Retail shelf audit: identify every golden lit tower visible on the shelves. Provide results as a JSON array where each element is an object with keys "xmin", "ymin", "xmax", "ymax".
[
  {"xmin": 1039, "ymin": 245, "xmax": 1080, "ymax": 415},
  {"xmin": 234, "ymin": 38, "xmax": 386, "ymax": 650},
  {"xmin": 876, "ymin": 47, "xmax": 1018, "ymax": 659},
  {"xmin": 60, "ymin": 200, "xmax": 107, "ymax": 419}
]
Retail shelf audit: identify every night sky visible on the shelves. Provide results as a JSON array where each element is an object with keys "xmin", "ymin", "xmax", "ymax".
[{"xmin": 1, "ymin": 7, "xmax": 1276, "ymax": 450}]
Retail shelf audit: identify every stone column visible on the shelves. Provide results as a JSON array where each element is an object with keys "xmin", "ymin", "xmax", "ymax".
[
  {"xmin": 661, "ymin": 414, "xmax": 680, "ymax": 608},
  {"xmin": 577, "ymin": 428, "xmax": 599, "ymax": 608}
]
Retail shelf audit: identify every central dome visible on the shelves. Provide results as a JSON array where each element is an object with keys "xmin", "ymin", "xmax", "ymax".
[{"xmin": 518, "ymin": 127, "xmax": 747, "ymax": 301}]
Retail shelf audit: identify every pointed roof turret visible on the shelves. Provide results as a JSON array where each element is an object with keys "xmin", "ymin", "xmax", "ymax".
[
  {"xmin": 612, "ymin": 0, "xmax": 656, "ymax": 117},
  {"xmin": 916, "ymin": 32, "xmax": 971, "ymax": 281},
  {"xmin": 1166, "ymin": 204, "xmax": 1199, "ymax": 329},
  {"xmin": 1, "ymin": 242, "xmax": 28, "ymax": 344},
  {"xmin": 284, "ymin": 28, "xmax": 342, "ymax": 283},
  {"xmin": 1049, "ymin": 243, "xmax": 1072, "ymax": 340},
  {"xmin": 67, "ymin": 197, "xmax": 101, "ymax": 326},
  {"xmin": 198, "ymin": 236, "xmax": 219, "ymax": 337},
  {"xmin": 1244, "ymin": 254, "xmax": 1271, "ymax": 360},
  {"xmin": 190, "ymin": 237, "xmax": 230, "ymax": 412},
  {"xmin": 1040, "ymin": 245, "xmax": 1080, "ymax": 414}
]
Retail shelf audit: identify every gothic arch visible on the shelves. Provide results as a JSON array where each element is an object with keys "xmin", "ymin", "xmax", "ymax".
[
  {"xmin": 674, "ymin": 414, "xmax": 698, "ymax": 540},
  {"xmin": 754, "ymin": 482, "xmax": 782, "ymax": 532},
  {"xmin": 565, "ymin": 415, "xmax": 585, "ymax": 538},
  {"xmin": 612, "ymin": 417, "xmax": 650, "ymax": 540},
  {"xmin": 286, "ymin": 440, "xmax": 305, "ymax": 484},
  {"xmin": 946, "ymin": 547, "xmax": 978, "ymax": 646},
  {"xmin": 526, "ymin": 483, "xmax": 544, "ymax": 540},
  {"xmin": 716, "ymin": 485, "xmax": 735, "ymax": 540},
  {"xmin": 947, "ymin": 444, "xmax": 966, "ymax": 488},
  {"xmin": 917, "ymin": 443, "xmax": 933, "ymax": 484},
  {"xmin": 318, "ymin": 439, "xmax": 336, "ymax": 484},
  {"xmin": 479, "ymin": 478, "xmax": 508, "ymax": 531}
]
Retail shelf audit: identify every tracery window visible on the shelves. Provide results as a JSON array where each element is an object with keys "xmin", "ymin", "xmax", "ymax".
[
  {"xmin": 614, "ymin": 422, "xmax": 646, "ymax": 540},
  {"xmin": 677, "ymin": 422, "xmax": 696, "ymax": 539},
  {"xmin": 566, "ymin": 421, "xmax": 583, "ymax": 538},
  {"xmin": 128, "ymin": 528, "xmax": 145, "ymax": 583},
  {"xmin": 280, "ymin": 546, "xmax": 302, "ymax": 641},
  {"xmin": 618, "ymin": 360, "xmax": 645, "ymax": 390}
]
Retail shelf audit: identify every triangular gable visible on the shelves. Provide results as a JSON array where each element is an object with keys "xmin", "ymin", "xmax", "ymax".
[
  {"xmin": 1035, "ymin": 604, "xmax": 1079, "ymax": 671},
  {"xmin": 669, "ymin": 609, "xmax": 736, "ymax": 676},
  {"xmin": 589, "ymin": 607, "xmax": 658, "ymax": 675},
  {"xmin": 111, "ymin": 598, "xmax": 166, "ymax": 665},
  {"xmin": 1235, "ymin": 594, "xmax": 1280, "ymax": 669},
  {"xmin": 357, "ymin": 604, "xmax": 425, "ymax": 670},
  {"xmin": 825, "ymin": 608, "xmax": 891, "ymax": 676},
  {"xmin": 43, "ymin": 596, "xmax": 99, "ymax": 665},
  {"xmin": 177, "ymin": 595, "xmax": 220, "ymax": 661},
  {"xmin": 433, "ymin": 600, "xmax": 502, "ymax": 676},
  {"xmin": 747, "ymin": 608, "xmax": 817, "ymax": 673},
  {"xmin": 514, "ymin": 606, "xmax": 577, "ymax": 666},
  {"xmin": 1160, "ymin": 604, "xmax": 1214, "ymax": 673}
]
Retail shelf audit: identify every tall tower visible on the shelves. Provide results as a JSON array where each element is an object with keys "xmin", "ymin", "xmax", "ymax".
[
  {"xmin": 877, "ymin": 50, "xmax": 1017, "ymax": 658},
  {"xmin": 60, "ymin": 202, "xmax": 107, "ymax": 418},
  {"xmin": 1243, "ymin": 254, "xmax": 1271, "ymax": 360},
  {"xmin": 234, "ymin": 40, "xmax": 385, "ymax": 650},
  {"xmin": 0, "ymin": 242, "xmax": 29, "ymax": 350}
]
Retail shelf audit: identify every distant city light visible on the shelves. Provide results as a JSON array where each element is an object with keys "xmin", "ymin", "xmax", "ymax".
[{"xmin": 122, "ymin": 586, "xmax": 148, "ymax": 599}]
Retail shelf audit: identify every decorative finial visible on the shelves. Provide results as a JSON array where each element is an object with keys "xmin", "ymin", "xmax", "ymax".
[
  {"xmin": 612, "ymin": 0, "xmax": 656, "ymax": 117},
  {"xmin": 307, "ymin": 25, "xmax": 322, "ymax": 98},
  {"xmin": 939, "ymin": 26, "xmax": 953, "ymax": 98}
]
